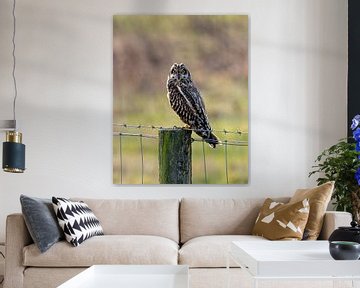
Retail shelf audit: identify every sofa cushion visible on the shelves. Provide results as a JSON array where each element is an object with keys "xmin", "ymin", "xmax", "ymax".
[
  {"xmin": 180, "ymin": 198, "xmax": 289, "ymax": 243},
  {"xmin": 52, "ymin": 197, "xmax": 104, "ymax": 247},
  {"xmin": 20, "ymin": 195, "xmax": 64, "ymax": 253},
  {"xmin": 252, "ymin": 198, "xmax": 310, "ymax": 240},
  {"xmin": 23, "ymin": 235, "xmax": 178, "ymax": 267},
  {"xmin": 72, "ymin": 198, "xmax": 179, "ymax": 243},
  {"xmin": 289, "ymin": 181, "xmax": 334, "ymax": 240},
  {"xmin": 179, "ymin": 235, "xmax": 267, "ymax": 268}
]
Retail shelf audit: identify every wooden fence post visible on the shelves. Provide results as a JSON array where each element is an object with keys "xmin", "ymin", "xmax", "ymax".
[{"xmin": 159, "ymin": 128, "xmax": 192, "ymax": 184}]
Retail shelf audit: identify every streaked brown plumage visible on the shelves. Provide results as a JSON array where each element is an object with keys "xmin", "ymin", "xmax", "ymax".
[{"xmin": 166, "ymin": 63, "xmax": 219, "ymax": 148}]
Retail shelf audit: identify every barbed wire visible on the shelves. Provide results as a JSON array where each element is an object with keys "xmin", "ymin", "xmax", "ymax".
[
  {"xmin": 113, "ymin": 132, "xmax": 247, "ymax": 147},
  {"xmin": 114, "ymin": 132, "xmax": 158, "ymax": 139},
  {"xmin": 113, "ymin": 124, "xmax": 248, "ymax": 184},
  {"xmin": 113, "ymin": 123, "xmax": 248, "ymax": 135}
]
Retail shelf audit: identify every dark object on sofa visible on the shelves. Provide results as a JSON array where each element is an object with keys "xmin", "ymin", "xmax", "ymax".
[
  {"xmin": 20, "ymin": 195, "xmax": 64, "ymax": 253},
  {"xmin": 329, "ymin": 221, "xmax": 360, "ymax": 244}
]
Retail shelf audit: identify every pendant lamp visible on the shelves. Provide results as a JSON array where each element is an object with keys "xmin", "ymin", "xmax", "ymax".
[{"xmin": 1, "ymin": 0, "xmax": 26, "ymax": 173}]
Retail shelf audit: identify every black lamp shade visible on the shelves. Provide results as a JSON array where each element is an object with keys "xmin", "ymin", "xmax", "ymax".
[{"xmin": 3, "ymin": 140, "xmax": 25, "ymax": 173}]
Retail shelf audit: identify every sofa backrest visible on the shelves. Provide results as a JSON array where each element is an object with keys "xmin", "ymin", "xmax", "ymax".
[
  {"xmin": 180, "ymin": 198, "xmax": 289, "ymax": 243},
  {"xmin": 73, "ymin": 198, "xmax": 180, "ymax": 243}
]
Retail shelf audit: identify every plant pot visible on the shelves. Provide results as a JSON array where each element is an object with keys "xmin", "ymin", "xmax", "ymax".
[{"xmin": 329, "ymin": 241, "xmax": 360, "ymax": 260}]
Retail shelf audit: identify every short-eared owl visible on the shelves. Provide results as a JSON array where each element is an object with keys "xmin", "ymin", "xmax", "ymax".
[{"xmin": 167, "ymin": 63, "xmax": 219, "ymax": 148}]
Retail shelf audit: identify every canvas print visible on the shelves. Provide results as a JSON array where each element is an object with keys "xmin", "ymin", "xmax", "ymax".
[{"xmin": 113, "ymin": 15, "xmax": 248, "ymax": 184}]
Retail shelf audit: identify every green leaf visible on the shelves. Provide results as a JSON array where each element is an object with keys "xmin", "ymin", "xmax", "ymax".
[{"xmin": 309, "ymin": 138, "xmax": 360, "ymax": 215}]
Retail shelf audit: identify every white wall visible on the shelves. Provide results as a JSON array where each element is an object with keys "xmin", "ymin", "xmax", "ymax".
[{"xmin": 0, "ymin": 0, "xmax": 347, "ymax": 242}]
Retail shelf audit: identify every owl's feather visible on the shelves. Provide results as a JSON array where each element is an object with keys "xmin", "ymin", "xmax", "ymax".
[{"xmin": 166, "ymin": 63, "xmax": 219, "ymax": 148}]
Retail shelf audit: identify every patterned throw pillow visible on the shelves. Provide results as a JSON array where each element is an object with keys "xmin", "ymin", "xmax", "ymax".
[
  {"xmin": 252, "ymin": 198, "xmax": 310, "ymax": 240},
  {"xmin": 52, "ymin": 197, "xmax": 104, "ymax": 247}
]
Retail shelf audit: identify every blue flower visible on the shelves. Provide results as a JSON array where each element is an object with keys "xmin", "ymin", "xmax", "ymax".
[
  {"xmin": 350, "ymin": 115, "xmax": 360, "ymax": 186},
  {"xmin": 352, "ymin": 115, "xmax": 360, "ymax": 130},
  {"xmin": 356, "ymin": 168, "xmax": 360, "ymax": 186},
  {"xmin": 353, "ymin": 128, "xmax": 360, "ymax": 142}
]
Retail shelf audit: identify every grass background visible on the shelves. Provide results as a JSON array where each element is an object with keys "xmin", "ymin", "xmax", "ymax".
[{"xmin": 113, "ymin": 15, "xmax": 248, "ymax": 184}]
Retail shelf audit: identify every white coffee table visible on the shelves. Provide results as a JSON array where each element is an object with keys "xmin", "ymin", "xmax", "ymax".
[
  {"xmin": 228, "ymin": 241, "xmax": 360, "ymax": 288},
  {"xmin": 58, "ymin": 265, "xmax": 189, "ymax": 288}
]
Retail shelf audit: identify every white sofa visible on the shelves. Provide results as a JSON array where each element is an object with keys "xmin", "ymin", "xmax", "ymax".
[{"xmin": 4, "ymin": 198, "xmax": 352, "ymax": 288}]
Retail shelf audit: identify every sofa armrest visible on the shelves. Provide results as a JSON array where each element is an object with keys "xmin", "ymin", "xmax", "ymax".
[
  {"xmin": 4, "ymin": 213, "xmax": 33, "ymax": 288},
  {"xmin": 318, "ymin": 211, "xmax": 352, "ymax": 240}
]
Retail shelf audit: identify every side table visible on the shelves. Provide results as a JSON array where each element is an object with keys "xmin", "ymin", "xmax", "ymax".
[
  {"xmin": 227, "ymin": 240, "xmax": 360, "ymax": 288},
  {"xmin": 58, "ymin": 265, "xmax": 189, "ymax": 288}
]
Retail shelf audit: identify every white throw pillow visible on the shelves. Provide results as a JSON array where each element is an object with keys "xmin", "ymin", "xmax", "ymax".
[{"xmin": 52, "ymin": 197, "xmax": 104, "ymax": 247}]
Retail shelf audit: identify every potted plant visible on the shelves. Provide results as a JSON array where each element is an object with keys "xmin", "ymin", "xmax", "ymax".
[{"xmin": 309, "ymin": 115, "xmax": 360, "ymax": 222}]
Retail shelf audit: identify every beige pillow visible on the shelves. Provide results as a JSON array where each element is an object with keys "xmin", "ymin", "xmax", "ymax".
[
  {"xmin": 252, "ymin": 198, "xmax": 310, "ymax": 240},
  {"xmin": 289, "ymin": 181, "xmax": 334, "ymax": 240}
]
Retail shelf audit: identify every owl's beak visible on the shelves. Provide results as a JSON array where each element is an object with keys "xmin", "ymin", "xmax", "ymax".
[
  {"xmin": 171, "ymin": 74, "xmax": 179, "ymax": 84},
  {"xmin": 175, "ymin": 77, "xmax": 180, "ymax": 86}
]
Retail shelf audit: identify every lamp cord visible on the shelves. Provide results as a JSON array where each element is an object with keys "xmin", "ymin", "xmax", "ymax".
[{"xmin": 12, "ymin": 0, "xmax": 18, "ymax": 129}]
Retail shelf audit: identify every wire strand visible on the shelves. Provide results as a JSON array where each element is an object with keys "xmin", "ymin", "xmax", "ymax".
[
  {"xmin": 139, "ymin": 134, "xmax": 144, "ymax": 184},
  {"xmin": 113, "ymin": 123, "xmax": 248, "ymax": 135},
  {"xmin": 12, "ymin": 0, "xmax": 18, "ymax": 128},
  {"xmin": 191, "ymin": 138, "xmax": 248, "ymax": 147},
  {"xmin": 202, "ymin": 140, "xmax": 208, "ymax": 184},
  {"xmin": 113, "ymin": 132, "xmax": 247, "ymax": 146},
  {"xmin": 119, "ymin": 134, "xmax": 123, "ymax": 184},
  {"xmin": 224, "ymin": 140, "xmax": 229, "ymax": 184},
  {"xmin": 115, "ymin": 132, "xmax": 158, "ymax": 140}
]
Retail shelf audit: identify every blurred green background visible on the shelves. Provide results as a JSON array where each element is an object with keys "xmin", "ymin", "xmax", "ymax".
[{"xmin": 113, "ymin": 15, "xmax": 248, "ymax": 184}]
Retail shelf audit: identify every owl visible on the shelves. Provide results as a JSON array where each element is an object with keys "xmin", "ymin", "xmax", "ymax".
[{"xmin": 166, "ymin": 63, "xmax": 219, "ymax": 148}]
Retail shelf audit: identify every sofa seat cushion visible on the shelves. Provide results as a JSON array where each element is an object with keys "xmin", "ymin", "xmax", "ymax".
[
  {"xmin": 23, "ymin": 235, "xmax": 179, "ymax": 267},
  {"xmin": 179, "ymin": 235, "xmax": 267, "ymax": 268}
]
